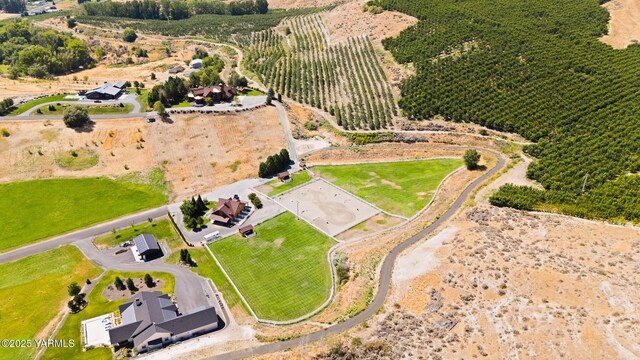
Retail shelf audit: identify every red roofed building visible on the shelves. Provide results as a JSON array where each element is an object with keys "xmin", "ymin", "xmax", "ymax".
[
  {"xmin": 189, "ymin": 84, "xmax": 237, "ymax": 104},
  {"xmin": 210, "ymin": 198, "xmax": 246, "ymax": 226}
]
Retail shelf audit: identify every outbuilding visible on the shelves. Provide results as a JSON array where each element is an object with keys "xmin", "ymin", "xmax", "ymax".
[
  {"xmin": 238, "ymin": 225, "xmax": 255, "ymax": 238},
  {"xmin": 133, "ymin": 234, "xmax": 162, "ymax": 261},
  {"xmin": 190, "ymin": 59, "xmax": 203, "ymax": 69}
]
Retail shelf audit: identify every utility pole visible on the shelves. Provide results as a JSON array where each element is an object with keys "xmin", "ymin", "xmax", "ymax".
[{"xmin": 581, "ymin": 173, "xmax": 589, "ymax": 194}]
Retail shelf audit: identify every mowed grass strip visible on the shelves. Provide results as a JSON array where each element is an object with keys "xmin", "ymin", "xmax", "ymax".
[
  {"xmin": 6, "ymin": 94, "xmax": 76, "ymax": 116},
  {"xmin": 210, "ymin": 212, "xmax": 335, "ymax": 321},
  {"xmin": 0, "ymin": 176, "xmax": 168, "ymax": 252},
  {"xmin": 314, "ymin": 159, "xmax": 464, "ymax": 217},
  {"xmin": 42, "ymin": 271, "xmax": 175, "ymax": 360},
  {"xmin": 0, "ymin": 246, "xmax": 102, "ymax": 360},
  {"xmin": 267, "ymin": 170, "xmax": 312, "ymax": 196},
  {"xmin": 34, "ymin": 103, "xmax": 134, "ymax": 115}
]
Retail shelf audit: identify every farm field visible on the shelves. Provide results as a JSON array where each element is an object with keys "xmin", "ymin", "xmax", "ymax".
[
  {"xmin": 93, "ymin": 218, "xmax": 179, "ymax": 249},
  {"xmin": 0, "ymin": 176, "xmax": 167, "ymax": 252},
  {"xmin": 0, "ymin": 246, "xmax": 102, "ymax": 360},
  {"xmin": 34, "ymin": 103, "xmax": 134, "ymax": 115},
  {"xmin": 266, "ymin": 170, "xmax": 312, "ymax": 196},
  {"xmin": 314, "ymin": 159, "xmax": 464, "ymax": 217},
  {"xmin": 210, "ymin": 212, "xmax": 335, "ymax": 321},
  {"xmin": 42, "ymin": 271, "xmax": 175, "ymax": 360},
  {"xmin": 244, "ymin": 13, "xmax": 397, "ymax": 130}
]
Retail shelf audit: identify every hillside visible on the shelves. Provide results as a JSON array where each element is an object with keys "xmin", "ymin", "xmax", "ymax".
[{"xmin": 376, "ymin": 0, "xmax": 640, "ymax": 222}]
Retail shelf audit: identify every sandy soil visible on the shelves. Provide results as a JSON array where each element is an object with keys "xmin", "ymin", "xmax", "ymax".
[
  {"xmin": 0, "ymin": 12, "xmax": 18, "ymax": 20},
  {"xmin": 267, "ymin": 0, "xmax": 346, "ymax": 9},
  {"xmin": 0, "ymin": 107, "xmax": 286, "ymax": 201},
  {"xmin": 322, "ymin": 0, "xmax": 417, "ymax": 45},
  {"xmin": 601, "ymin": 0, "xmax": 640, "ymax": 49}
]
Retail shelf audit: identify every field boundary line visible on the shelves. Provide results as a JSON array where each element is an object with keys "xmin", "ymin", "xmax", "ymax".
[
  {"xmin": 204, "ymin": 245, "xmax": 260, "ymax": 320},
  {"xmin": 338, "ymin": 164, "xmax": 466, "ymax": 243}
]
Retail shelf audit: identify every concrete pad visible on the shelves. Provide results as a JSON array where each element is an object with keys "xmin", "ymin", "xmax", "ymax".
[
  {"xmin": 274, "ymin": 179, "xmax": 379, "ymax": 237},
  {"xmin": 82, "ymin": 314, "xmax": 113, "ymax": 348}
]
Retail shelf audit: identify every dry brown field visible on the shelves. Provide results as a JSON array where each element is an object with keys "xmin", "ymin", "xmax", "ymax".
[{"xmin": 0, "ymin": 107, "xmax": 286, "ymax": 200}]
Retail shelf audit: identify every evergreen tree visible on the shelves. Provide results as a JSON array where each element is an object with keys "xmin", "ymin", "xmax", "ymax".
[
  {"xmin": 114, "ymin": 276, "xmax": 124, "ymax": 290},
  {"xmin": 126, "ymin": 278, "xmax": 136, "ymax": 291},
  {"xmin": 144, "ymin": 273, "xmax": 154, "ymax": 287}
]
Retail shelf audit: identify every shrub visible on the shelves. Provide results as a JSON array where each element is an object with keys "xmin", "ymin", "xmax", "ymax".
[
  {"xmin": 463, "ymin": 149, "xmax": 481, "ymax": 170},
  {"xmin": 123, "ymin": 28, "xmax": 137, "ymax": 42},
  {"xmin": 1, "ymin": 128, "xmax": 9, "ymax": 137}
]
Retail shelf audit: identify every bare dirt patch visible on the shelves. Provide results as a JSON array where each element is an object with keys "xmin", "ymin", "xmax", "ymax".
[
  {"xmin": 323, "ymin": 1, "xmax": 417, "ymax": 45},
  {"xmin": 0, "ymin": 107, "xmax": 286, "ymax": 200},
  {"xmin": 267, "ymin": 0, "xmax": 345, "ymax": 9},
  {"xmin": 600, "ymin": 0, "xmax": 640, "ymax": 49},
  {"xmin": 274, "ymin": 179, "xmax": 380, "ymax": 236},
  {"xmin": 151, "ymin": 107, "xmax": 286, "ymax": 200}
]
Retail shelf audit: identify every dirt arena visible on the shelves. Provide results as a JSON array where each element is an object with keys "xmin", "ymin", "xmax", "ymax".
[{"xmin": 274, "ymin": 179, "xmax": 380, "ymax": 237}]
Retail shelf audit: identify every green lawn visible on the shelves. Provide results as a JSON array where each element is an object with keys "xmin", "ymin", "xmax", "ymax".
[
  {"xmin": 42, "ymin": 271, "xmax": 175, "ymax": 360},
  {"xmin": 210, "ymin": 212, "xmax": 335, "ymax": 321},
  {"xmin": 55, "ymin": 148, "xmax": 99, "ymax": 170},
  {"xmin": 129, "ymin": 88, "xmax": 150, "ymax": 112},
  {"xmin": 6, "ymin": 94, "xmax": 76, "ymax": 116},
  {"xmin": 267, "ymin": 170, "xmax": 312, "ymax": 196},
  {"xmin": 314, "ymin": 159, "xmax": 464, "ymax": 217},
  {"xmin": 240, "ymin": 89, "xmax": 264, "ymax": 96},
  {"xmin": 93, "ymin": 218, "xmax": 180, "ymax": 249},
  {"xmin": 34, "ymin": 103, "xmax": 134, "ymax": 115},
  {"xmin": 186, "ymin": 248, "xmax": 247, "ymax": 313},
  {"xmin": 0, "ymin": 173, "xmax": 168, "ymax": 252},
  {"xmin": 0, "ymin": 246, "xmax": 102, "ymax": 360},
  {"xmin": 169, "ymin": 100, "xmax": 192, "ymax": 108}
]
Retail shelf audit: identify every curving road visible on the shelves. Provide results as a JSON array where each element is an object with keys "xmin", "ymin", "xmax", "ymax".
[{"xmin": 208, "ymin": 149, "xmax": 506, "ymax": 360}]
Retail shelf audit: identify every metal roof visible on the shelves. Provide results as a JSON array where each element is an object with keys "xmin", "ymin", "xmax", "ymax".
[{"xmin": 133, "ymin": 234, "xmax": 160, "ymax": 255}]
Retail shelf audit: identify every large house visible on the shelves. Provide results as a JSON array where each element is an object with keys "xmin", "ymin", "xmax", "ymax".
[
  {"xmin": 84, "ymin": 82, "xmax": 126, "ymax": 100},
  {"xmin": 189, "ymin": 84, "xmax": 237, "ymax": 104},
  {"xmin": 210, "ymin": 198, "xmax": 246, "ymax": 226},
  {"xmin": 108, "ymin": 292, "xmax": 218, "ymax": 353}
]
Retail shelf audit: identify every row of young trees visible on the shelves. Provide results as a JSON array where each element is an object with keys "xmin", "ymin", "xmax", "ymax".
[
  {"xmin": 243, "ymin": 14, "xmax": 397, "ymax": 130},
  {"xmin": 0, "ymin": 20, "xmax": 94, "ymax": 78},
  {"xmin": 258, "ymin": 148, "xmax": 290, "ymax": 178},
  {"xmin": 379, "ymin": 0, "xmax": 640, "ymax": 222},
  {"xmin": 81, "ymin": 0, "xmax": 268, "ymax": 20}
]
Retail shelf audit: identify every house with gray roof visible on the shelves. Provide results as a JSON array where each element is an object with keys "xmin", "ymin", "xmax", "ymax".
[
  {"xmin": 109, "ymin": 292, "xmax": 218, "ymax": 353},
  {"xmin": 85, "ymin": 82, "xmax": 124, "ymax": 100},
  {"xmin": 133, "ymin": 234, "xmax": 162, "ymax": 261}
]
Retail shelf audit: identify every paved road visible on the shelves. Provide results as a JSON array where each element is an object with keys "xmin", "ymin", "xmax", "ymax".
[
  {"xmin": 74, "ymin": 240, "xmax": 214, "ymax": 313},
  {"xmin": 0, "ymin": 207, "xmax": 168, "ymax": 264},
  {"xmin": 208, "ymin": 149, "xmax": 506, "ymax": 360},
  {"xmin": 275, "ymin": 102, "xmax": 298, "ymax": 162}
]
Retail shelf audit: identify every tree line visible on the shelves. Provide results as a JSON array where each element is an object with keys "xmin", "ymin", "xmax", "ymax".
[
  {"xmin": 0, "ymin": 0, "xmax": 25, "ymax": 13},
  {"xmin": 0, "ymin": 20, "xmax": 94, "ymax": 78},
  {"xmin": 258, "ymin": 148, "xmax": 290, "ymax": 178},
  {"xmin": 81, "ymin": 0, "xmax": 268, "ymax": 20}
]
